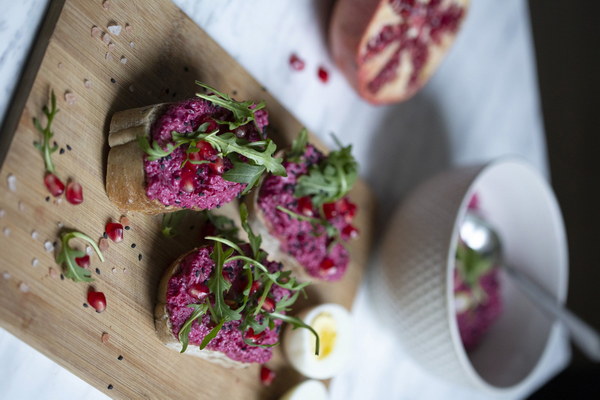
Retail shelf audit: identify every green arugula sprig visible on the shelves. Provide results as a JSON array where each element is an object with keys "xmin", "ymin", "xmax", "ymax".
[
  {"xmin": 56, "ymin": 231, "xmax": 105, "ymax": 282},
  {"xmin": 276, "ymin": 205, "xmax": 339, "ymax": 239},
  {"xmin": 456, "ymin": 240, "xmax": 494, "ymax": 304},
  {"xmin": 33, "ymin": 91, "xmax": 59, "ymax": 173},
  {"xmin": 177, "ymin": 204, "xmax": 320, "ymax": 355},
  {"xmin": 195, "ymin": 82, "xmax": 266, "ymax": 131}
]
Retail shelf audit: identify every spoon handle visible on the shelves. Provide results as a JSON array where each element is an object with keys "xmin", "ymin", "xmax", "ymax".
[{"xmin": 504, "ymin": 264, "xmax": 600, "ymax": 362}]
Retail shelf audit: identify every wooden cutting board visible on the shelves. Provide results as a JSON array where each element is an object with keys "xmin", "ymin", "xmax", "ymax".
[{"xmin": 0, "ymin": 0, "xmax": 374, "ymax": 399}]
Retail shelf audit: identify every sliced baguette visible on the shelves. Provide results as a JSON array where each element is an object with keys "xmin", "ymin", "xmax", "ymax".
[
  {"xmin": 154, "ymin": 248, "xmax": 249, "ymax": 369},
  {"xmin": 106, "ymin": 103, "xmax": 177, "ymax": 215}
]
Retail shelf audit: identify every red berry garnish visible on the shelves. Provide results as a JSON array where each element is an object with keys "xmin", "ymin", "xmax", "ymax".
[
  {"xmin": 87, "ymin": 290, "xmax": 107, "ymax": 313},
  {"xmin": 297, "ymin": 196, "xmax": 314, "ymax": 216},
  {"xmin": 319, "ymin": 257, "xmax": 337, "ymax": 276},
  {"xmin": 261, "ymin": 297, "xmax": 275, "ymax": 313},
  {"xmin": 318, "ymin": 66, "xmax": 329, "ymax": 83},
  {"xmin": 245, "ymin": 328, "xmax": 266, "ymax": 342},
  {"xmin": 105, "ymin": 222, "xmax": 124, "ymax": 243},
  {"xmin": 75, "ymin": 255, "xmax": 90, "ymax": 269},
  {"xmin": 65, "ymin": 181, "xmax": 84, "ymax": 205},
  {"xmin": 44, "ymin": 173, "xmax": 65, "ymax": 197},
  {"xmin": 323, "ymin": 202, "xmax": 338, "ymax": 219},
  {"xmin": 260, "ymin": 365, "xmax": 276, "ymax": 386},
  {"xmin": 250, "ymin": 280, "xmax": 261, "ymax": 295},
  {"xmin": 187, "ymin": 282, "xmax": 209, "ymax": 300},
  {"xmin": 341, "ymin": 224, "xmax": 359, "ymax": 240},
  {"xmin": 210, "ymin": 157, "xmax": 225, "ymax": 174},
  {"xmin": 289, "ymin": 53, "xmax": 305, "ymax": 71}
]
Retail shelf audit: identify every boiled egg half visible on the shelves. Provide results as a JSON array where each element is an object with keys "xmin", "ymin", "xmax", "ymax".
[
  {"xmin": 280, "ymin": 380, "xmax": 328, "ymax": 400},
  {"xmin": 283, "ymin": 303, "xmax": 352, "ymax": 379}
]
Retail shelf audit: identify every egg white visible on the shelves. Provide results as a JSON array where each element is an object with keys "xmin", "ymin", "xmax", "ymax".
[{"xmin": 280, "ymin": 380, "xmax": 328, "ymax": 400}]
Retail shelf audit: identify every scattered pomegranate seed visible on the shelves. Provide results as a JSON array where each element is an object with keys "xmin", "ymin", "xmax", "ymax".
[
  {"xmin": 319, "ymin": 257, "xmax": 337, "ymax": 276},
  {"xmin": 245, "ymin": 328, "xmax": 266, "ymax": 342},
  {"xmin": 87, "ymin": 290, "xmax": 107, "ymax": 313},
  {"xmin": 261, "ymin": 297, "xmax": 275, "ymax": 313},
  {"xmin": 289, "ymin": 53, "xmax": 305, "ymax": 71},
  {"xmin": 341, "ymin": 224, "xmax": 359, "ymax": 240},
  {"xmin": 65, "ymin": 181, "xmax": 84, "ymax": 205},
  {"xmin": 297, "ymin": 196, "xmax": 314, "ymax": 216},
  {"xmin": 249, "ymin": 280, "xmax": 261, "ymax": 295},
  {"xmin": 44, "ymin": 173, "xmax": 65, "ymax": 197},
  {"xmin": 260, "ymin": 365, "xmax": 276, "ymax": 386},
  {"xmin": 210, "ymin": 157, "xmax": 225, "ymax": 174},
  {"xmin": 98, "ymin": 238, "xmax": 109, "ymax": 252},
  {"xmin": 317, "ymin": 66, "xmax": 329, "ymax": 83},
  {"xmin": 180, "ymin": 169, "xmax": 196, "ymax": 193},
  {"xmin": 187, "ymin": 282, "xmax": 209, "ymax": 300},
  {"xmin": 105, "ymin": 222, "xmax": 124, "ymax": 243},
  {"xmin": 323, "ymin": 202, "xmax": 338, "ymax": 219},
  {"xmin": 197, "ymin": 140, "xmax": 217, "ymax": 159},
  {"xmin": 75, "ymin": 255, "xmax": 90, "ymax": 269}
]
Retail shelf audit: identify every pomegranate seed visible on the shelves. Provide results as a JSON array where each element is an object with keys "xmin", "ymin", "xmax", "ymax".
[
  {"xmin": 65, "ymin": 181, "xmax": 84, "ymax": 205},
  {"xmin": 197, "ymin": 140, "xmax": 217, "ymax": 159},
  {"xmin": 187, "ymin": 282, "xmax": 209, "ymax": 300},
  {"xmin": 105, "ymin": 222, "xmax": 123, "ymax": 243},
  {"xmin": 75, "ymin": 255, "xmax": 90, "ymax": 269},
  {"xmin": 250, "ymin": 280, "xmax": 261, "ymax": 295},
  {"xmin": 317, "ymin": 66, "xmax": 329, "ymax": 83},
  {"xmin": 341, "ymin": 224, "xmax": 359, "ymax": 240},
  {"xmin": 289, "ymin": 53, "xmax": 305, "ymax": 71},
  {"xmin": 87, "ymin": 290, "xmax": 107, "ymax": 313},
  {"xmin": 180, "ymin": 169, "xmax": 196, "ymax": 193},
  {"xmin": 44, "ymin": 173, "xmax": 65, "ymax": 197},
  {"xmin": 323, "ymin": 202, "xmax": 338, "ymax": 219},
  {"xmin": 260, "ymin": 365, "xmax": 276, "ymax": 386},
  {"xmin": 245, "ymin": 328, "xmax": 266, "ymax": 342},
  {"xmin": 319, "ymin": 257, "xmax": 337, "ymax": 276},
  {"xmin": 261, "ymin": 297, "xmax": 275, "ymax": 313},
  {"xmin": 297, "ymin": 196, "xmax": 314, "ymax": 216},
  {"xmin": 210, "ymin": 157, "xmax": 225, "ymax": 174}
]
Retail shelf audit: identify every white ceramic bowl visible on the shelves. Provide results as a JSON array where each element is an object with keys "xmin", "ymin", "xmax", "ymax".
[{"xmin": 371, "ymin": 158, "xmax": 568, "ymax": 395}]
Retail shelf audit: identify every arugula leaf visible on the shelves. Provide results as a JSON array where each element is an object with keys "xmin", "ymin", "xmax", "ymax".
[
  {"xmin": 56, "ymin": 231, "xmax": 105, "ymax": 282},
  {"xmin": 200, "ymin": 319, "xmax": 225, "ymax": 349},
  {"xmin": 286, "ymin": 128, "xmax": 308, "ymax": 162},
  {"xmin": 161, "ymin": 210, "xmax": 193, "ymax": 238},
  {"xmin": 205, "ymin": 212, "xmax": 239, "ymax": 242},
  {"xmin": 206, "ymin": 242, "xmax": 242, "ymax": 323},
  {"xmin": 33, "ymin": 90, "xmax": 59, "ymax": 173},
  {"xmin": 295, "ymin": 136, "xmax": 357, "ymax": 208},
  {"xmin": 178, "ymin": 303, "xmax": 209, "ymax": 353},
  {"xmin": 195, "ymin": 81, "xmax": 266, "ymax": 130},
  {"xmin": 222, "ymin": 156, "xmax": 266, "ymax": 195},
  {"xmin": 456, "ymin": 241, "xmax": 494, "ymax": 289},
  {"xmin": 269, "ymin": 312, "xmax": 320, "ymax": 356},
  {"xmin": 137, "ymin": 135, "xmax": 178, "ymax": 161},
  {"xmin": 239, "ymin": 203, "xmax": 262, "ymax": 258},
  {"xmin": 276, "ymin": 205, "xmax": 339, "ymax": 238}
]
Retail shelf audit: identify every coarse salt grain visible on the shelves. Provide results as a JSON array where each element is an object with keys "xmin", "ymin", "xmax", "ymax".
[
  {"xmin": 57, "ymin": 221, "xmax": 64, "ymax": 228},
  {"xmin": 102, "ymin": 1, "xmax": 110, "ymax": 10},
  {"xmin": 102, "ymin": 32, "xmax": 111, "ymax": 44},
  {"xmin": 31, "ymin": 258, "xmax": 39, "ymax": 267},
  {"xmin": 111, "ymin": 267, "xmax": 116, "ymax": 273},
  {"xmin": 107, "ymin": 24, "xmax": 122, "ymax": 36},
  {"xmin": 48, "ymin": 267, "xmax": 58, "ymax": 279},
  {"xmin": 101, "ymin": 332, "xmax": 110, "ymax": 343},
  {"xmin": 129, "ymin": 41, "xmax": 135, "ymax": 48},
  {"xmin": 99, "ymin": 238, "xmax": 109, "ymax": 251},
  {"xmin": 108, "ymin": 42, "xmax": 115, "ymax": 51},
  {"xmin": 0, "ymin": 209, "xmax": 5, "ymax": 218},
  {"xmin": 44, "ymin": 240, "xmax": 54, "ymax": 252},
  {"xmin": 57, "ymin": 62, "xmax": 63, "ymax": 69},
  {"xmin": 7, "ymin": 174, "xmax": 16, "ymax": 192},
  {"xmin": 2, "ymin": 271, "xmax": 11, "ymax": 280},
  {"xmin": 31, "ymin": 230, "xmax": 39, "ymax": 240},
  {"xmin": 19, "ymin": 282, "xmax": 29, "ymax": 293},
  {"xmin": 120, "ymin": 56, "xmax": 128, "ymax": 64},
  {"xmin": 18, "ymin": 201, "xmax": 25, "ymax": 212},
  {"xmin": 84, "ymin": 79, "xmax": 92, "ymax": 89},
  {"xmin": 86, "ymin": 245, "xmax": 92, "ymax": 255},
  {"xmin": 125, "ymin": 23, "xmax": 132, "ymax": 33},
  {"xmin": 3, "ymin": 227, "xmax": 11, "ymax": 237},
  {"xmin": 105, "ymin": 52, "xmax": 113, "ymax": 61},
  {"xmin": 91, "ymin": 25, "xmax": 101, "ymax": 38},
  {"xmin": 65, "ymin": 91, "xmax": 76, "ymax": 105},
  {"xmin": 128, "ymin": 85, "xmax": 135, "ymax": 93}
]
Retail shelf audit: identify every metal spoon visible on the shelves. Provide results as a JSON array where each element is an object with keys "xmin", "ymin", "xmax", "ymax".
[{"xmin": 460, "ymin": 212, "xmax": 600, "ymax": 362}]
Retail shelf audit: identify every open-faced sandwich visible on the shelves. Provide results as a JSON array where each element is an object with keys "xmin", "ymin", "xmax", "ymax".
[
  {"xmin": 247, "ymin": 129, "xmax": 359, "ymax": 281},
  {"xmin": 155, "ymin": 205, "xmax": 318, "ymax": 367},
  {"xmin": 106, "ymin": 82, "xmax": 285, "ymax": 214}
]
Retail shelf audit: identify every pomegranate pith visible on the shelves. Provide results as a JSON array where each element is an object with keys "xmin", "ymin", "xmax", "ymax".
[
  {"xmin": 105, "ymin": 222, "xmax": 124, "ymax": 243},
  {"xmin": 44, "ymin": 173, "xmax": 65, "ymax": 197},
  {"xmin": 87, "ymin": 290, "xmax": 107, "ymax": 313},
  {"xmin": 66, "ymin": 181, "xmax": 84, "ymax": 205},
  {"xmin": 260, "ymin": 365, "xmax": 276, "ymax": 386}
]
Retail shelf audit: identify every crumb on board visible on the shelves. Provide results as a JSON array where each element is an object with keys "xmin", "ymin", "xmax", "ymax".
[
  {"xmin": 64, "ymin": 91, "xmax": 76, "ymax": 105},
  {"xmin": 84, "ymin": 79, "xmax": 92, "ymax": 89},
  {"xmin": 91, "ymin": 25, "xmax": 101, "ymax": 38},
  {"xmin": 129, "ymin": 41, "xmax": 135, "ymax": 48},
  {"xmin": 31, "ymin": 230, "xmax": 39, "ymax": 240},
  {"xmin": 7, "ymin": 174, "xmax": 16, "ymax": 192},
  {"xmin": 101, "ymin": 332, "xmax": 110, "ymax": 343},
  {"xmin": 31, "ymin": 258, "xmax": 39, "ymax": 268},
  {"xmin": 108, "ymin": 42, "xmax": 115, "ymax": 51},
  {"xmin": 125, "ymin": 23, "xmax": 132, "ymax": 33},
  {"xmin": 99, "ymin": 238, "xmax": 109, "ymax": 252},
  {"xmin": 18, "ymin": 282, "xmax": 29, "ymax": 293},
  {"xmin": 3, "ymin": 227, "xmax": 11, "ymax": 237},
  {"xmin": 48, "ymin": 267, "xmax": 58, "ymax": 279},
  {"xmin": 102, "ymin": 1, "xmax": 110, "ymax": 10},
  {"xmin": 105, "ymin": 52, "xmax": 113, "ymax": 61},
  {"xmin": 102, "ymin": 32, "xmax": 111, "ymax": 45}
]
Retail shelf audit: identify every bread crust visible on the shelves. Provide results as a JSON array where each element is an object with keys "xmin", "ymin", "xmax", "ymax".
[
  {"xmin": 154, "ymin": 248, "xmax": 249, "ymax": 368},
  {"xmin": 106, "ymin": 103, "xmax": 178, "ymax": 215}
]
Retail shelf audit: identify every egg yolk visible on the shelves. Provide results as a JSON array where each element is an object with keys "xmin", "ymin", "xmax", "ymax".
[{"xmin": 311, "ymin": 312, "xmax": 337, "ymax": 360}]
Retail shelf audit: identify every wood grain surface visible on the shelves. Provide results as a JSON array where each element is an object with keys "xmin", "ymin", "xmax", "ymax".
[{"xmin": 0, "ymin": 0, "xmax": 374, "ymax": 399}]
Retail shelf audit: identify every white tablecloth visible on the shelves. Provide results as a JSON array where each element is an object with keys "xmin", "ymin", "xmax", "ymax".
[{"xmin": 0, "ymin": 1, "xmax": 569, "ymax": 399}]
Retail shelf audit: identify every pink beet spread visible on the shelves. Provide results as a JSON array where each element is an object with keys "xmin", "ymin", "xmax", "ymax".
[
  {"xmin": 144, "ymin": 98, "xmax": 268, "ymax": 210},
  {"xmin": 257, "ymin": 145, "xmax": 350, "ymax": 281},
  {"xmin": 166, "ymin": 246, "xmax": 290, "ymax": 364}
]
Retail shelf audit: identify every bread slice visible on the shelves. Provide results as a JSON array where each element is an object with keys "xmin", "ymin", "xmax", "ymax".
[
  {"xmin": 154, "ymin": 248, "xmax": 248, "ymax": 368},
  {"xmin": 106, "ymin": 103, "xmax": 177, "ymax": 215}
]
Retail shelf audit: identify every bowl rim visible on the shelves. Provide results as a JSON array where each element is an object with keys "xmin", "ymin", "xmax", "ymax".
[{"xmin": 444, "ymin": 157, "xmax": 569, "ymax": 394}]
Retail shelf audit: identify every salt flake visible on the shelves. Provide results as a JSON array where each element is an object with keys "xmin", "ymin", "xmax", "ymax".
[
  {"xmin": 107, "ymin": 24, "xmax": 122, "ymax": 36},
  {"xmin": 7, "ymin": 174, "xmax": 16, "ymax": 192}
]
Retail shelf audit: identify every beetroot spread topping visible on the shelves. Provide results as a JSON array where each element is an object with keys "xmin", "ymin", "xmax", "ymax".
[
  {"xmin": 257, "ymin": 132, "xmax": 359, "ymax": 281},
  {"xmin": 167, "ymin": 247, "xmax": 288, "ymax": 363},
  {"xmin": 141, "ymin": 82, "xmax": 285, "ymax": 210}
]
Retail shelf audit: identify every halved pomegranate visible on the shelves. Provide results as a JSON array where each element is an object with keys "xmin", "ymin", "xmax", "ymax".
[{"xmin": 329, "ymin": 0, "xmax": 469, "ymax": 104}]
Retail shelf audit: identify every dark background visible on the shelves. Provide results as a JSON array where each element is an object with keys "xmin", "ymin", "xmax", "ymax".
[{"xmin": 528, "ymin": 1, "xmax": 600, "ymax": 398}]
